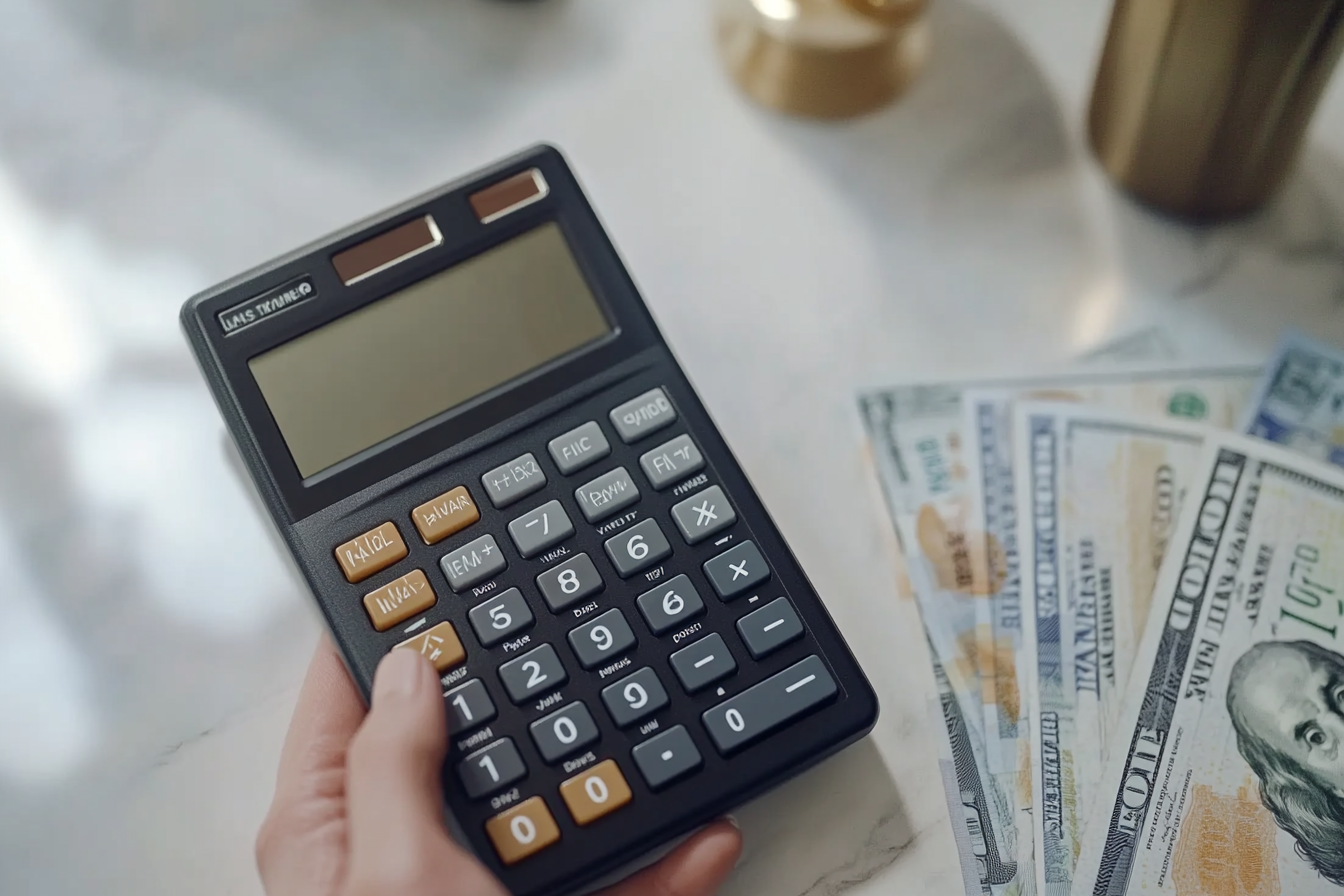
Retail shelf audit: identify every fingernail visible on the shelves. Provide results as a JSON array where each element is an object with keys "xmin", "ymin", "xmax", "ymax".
[
  {"xmin": 723, "ymin": 814, "xmax": 740, "ymax": 830},
  {"xmin": 374, "ymin": 648, "xmax": 427, "ymax": 702}
]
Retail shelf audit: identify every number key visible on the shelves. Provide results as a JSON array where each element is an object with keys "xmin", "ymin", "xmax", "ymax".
[
  {"xmin": 445, "ymin": 679, "xmax": 497, "ymax": 731},
  {"xmin": 529, "ymin": 701, "xmax": 600, "ymax": 763},
  {"xmin": 536, "ymin": 553, "xmax": 604, "ymax": 612},
  {"xmin": 601, "ymin": 667, "xmax": 669, "ymax": 727},
  {"xmin": 457, "ymin": 737, "xmax": 527, "ymax": 798},
  {"xmin": 498, "ymin": 644, "xmax": 568, "ymax": 704},
  {"xmin": 568, "ymin": 608, "xmax": 637, "ymax": 669},
  {"xmin": 636, "ymin": 574, "xmax": 706, "ymax": 635},
  {"xmin": 468, "ymin": 588, "xmax": 534, "ymax": 647},
  {"xmin": 604, "ymin": 519, "xmax": 672, "ymax": 578}
]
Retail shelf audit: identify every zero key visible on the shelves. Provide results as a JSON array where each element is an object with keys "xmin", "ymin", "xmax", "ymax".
[
  {"xmin": 701, "ymin": 655, "xmax": 837, "ymax": 755},
  {"xmin": 485, "ymin": 796, "xmax": 561, "ymax": 865}
]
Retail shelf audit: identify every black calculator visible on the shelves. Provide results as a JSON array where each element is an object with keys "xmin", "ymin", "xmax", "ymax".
[{"xmin": 181, "ymin": 145, "xmax": 877, "ymax": 896}]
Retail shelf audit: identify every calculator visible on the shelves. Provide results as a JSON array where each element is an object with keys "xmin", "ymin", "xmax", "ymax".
[{"xmin": 181, "ymin": 145, "xmax": 878, "ymax": 896}]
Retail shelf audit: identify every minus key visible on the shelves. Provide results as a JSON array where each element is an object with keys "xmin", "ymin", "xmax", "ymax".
[{"xmin": 700, "ymin": 655, "xmax": 837, "ymax": 755}]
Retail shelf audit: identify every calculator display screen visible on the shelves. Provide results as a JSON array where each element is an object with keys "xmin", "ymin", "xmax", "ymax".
[{"xmin": 249, "ymin": 222, "xmax": 611, "ymax": 479}]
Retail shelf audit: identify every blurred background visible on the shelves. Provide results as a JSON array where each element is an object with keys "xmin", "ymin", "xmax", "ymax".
[{"xmin": 5, "ymin": 1, "xmax": 1344, "ymax": 894}]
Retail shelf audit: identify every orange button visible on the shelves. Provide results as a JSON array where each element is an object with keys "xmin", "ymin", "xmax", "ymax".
[
  {"xmin": 559, "ymin": 760, "xmax": 633, "ymax": 826},
  {"xmin": 394, "ymin": 621, "xmax": 465, "ymax": 672},
  {"xmin": 411, "ymin": 486, "xmax": 480, "ymax": 545},
  {"xmin": 485, "ymin": 797, "xmax": 560, "ymax": 865},
  {"xmin": 363, "ymin": 569, "xmax": 436, "ymax": 632},
  {"xmin": 335, "ymin": 522, "xmax": 408, "ymax": 583}
]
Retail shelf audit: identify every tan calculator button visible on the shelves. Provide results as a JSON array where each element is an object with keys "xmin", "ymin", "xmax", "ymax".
[
  {"xmin": 411, "ymin": 486, "xmax": 480, "ymax": 545},
  {"xmin": 394, "ymin": 621, "xmax": 465, "ymax": 672},
  {"xmin": 335, "ymin": 522, "xmax": 408, "ymax": 583},
  {"xmin": 363, "ymin": 570, "xmax": 436, "ymax": 632},
  {"xmin": 485, "ymin": 797, "xmax": 560, "ymax": 865},
  {"xmin": 559, "ymin": 760, "xmax": 633, "ymax": 826}
]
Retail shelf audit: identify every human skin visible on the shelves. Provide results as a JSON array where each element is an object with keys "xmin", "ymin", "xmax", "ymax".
[{"xmin": 256, "ymin": 638, "xmax": 743, "ymax": 896}]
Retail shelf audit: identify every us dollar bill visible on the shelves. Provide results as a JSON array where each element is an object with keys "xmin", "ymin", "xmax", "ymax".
[
  {"xmin": 1073, "ymin": 434, "xmax": 1344, "ymax": 895},
  {"xmin": 857, "ymin": 368, "xmax": 1256, "ymax": 896},
  {"xmin": 1010, "ymin": 403, "xmax": 1209, "ymax": 896},
  {"xmin": 1242, "ymin": 330, "xmax": 1344, "ymax": 468}
]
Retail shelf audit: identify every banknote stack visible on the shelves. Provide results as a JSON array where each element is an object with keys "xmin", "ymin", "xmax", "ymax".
[{"xmin": 858, "ymin": 330, "xmax": 1344, "ymax": 896}]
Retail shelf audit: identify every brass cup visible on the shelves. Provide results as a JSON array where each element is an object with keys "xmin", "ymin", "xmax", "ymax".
[
  {"xmin": 1089, "ymin": 0, "xmax": 1344, "ymax": 221},
  {"xmin": 716, "ymin": 0, "xmax": 931, "ymax": 120}
]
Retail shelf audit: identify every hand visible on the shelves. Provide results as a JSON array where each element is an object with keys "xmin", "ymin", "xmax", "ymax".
[{"xmin": 257, "ymin": 637, "xmax": 743, "ymax": 896}]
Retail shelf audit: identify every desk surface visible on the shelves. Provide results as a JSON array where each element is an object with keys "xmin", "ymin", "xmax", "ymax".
[{"xmin": 4, "ymin": 1, "xmax": 1344, "ymax": 894}]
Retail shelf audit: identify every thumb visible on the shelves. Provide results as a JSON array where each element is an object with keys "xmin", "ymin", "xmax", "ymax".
[{"xmin": 343, "ymin": 649, "xmax": 503, "ymax": 895}]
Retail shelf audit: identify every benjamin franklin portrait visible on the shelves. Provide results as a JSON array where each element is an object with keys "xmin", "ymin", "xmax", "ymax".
[{"xmin": 1227, "ymin": 639, "xmax": 1344, "ymax": 885}]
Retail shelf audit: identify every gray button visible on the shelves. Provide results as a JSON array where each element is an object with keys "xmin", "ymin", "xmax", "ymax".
[
  {"xmin": 601, "ymin": 667, "xmax": 670, "ymax": 727},
  {"xmin": 701, "ymin": 655, "xmax": 837, "ymax": 755},
  {"xmin": 547, "ymin": 422, "xmax": 611, "ymax": 475},
  {"xmin": 440, "ymin": 534, "xmax": 508, "ymax": 593},
  {"xmin": 670, "ymin": 486, "xmax": 736, "ymax": 544},
  {"xmin": 467, "ymin": 587, "xmax": 534, "ymax": 647},
  {"xmin": 603, "ymin": 519, "xmax": 672, "ymax": 578},
  {"xmin": 631, "ymin": 725, "xmax": 702, "ymax": 790},
  {"xmin": 444, "ymin": 679, "xmax": 496, "ymax": 731},
  {"xmin": 498, "ymin": 644, "xmax": 568, "ymax": 704},
  {"xmin": 568, "ymin": 608, "xmax": 637, "ymax": 669},
  {"xmin": 636, "ymin": 574, "xmax": 706, "ymax": 635},
  {"xmin": 639, "ymin": 434, "xmax": 705, "ymax": 490},
  {"xmin": 702, "ymin": 541, "xmax": 770, "ymax": 601},
  {"xmin": 535, "ymin": 553, "xmax": 605, "ymax": 612},
  {"xmin": 737, "ymin": 597, "xmax": 804, "ymax": 658},
  {"xmin": 669, "ymin": 633, "xmax": 737, "ymax": 693},
  {"xmin": 457, "ymin": 738, "xmax": 527, "ymax": 798},
  {"xmin": 507, "ymin": 500, "xmax": 574, "ymax": 558},
  {"xmin": 574, "ymin": 467, "xmax": 641, "ymax": 523},
  {"xmin": 529, "ymin": 701, "xmax": 600, "ymax": 763},
  {"xmin": 610, "ymin": 388, "xmax": 677, "ymax": 443},
  {"xmin": 481, "ymin": 453, "xmax": 547, "ymax": 508}
]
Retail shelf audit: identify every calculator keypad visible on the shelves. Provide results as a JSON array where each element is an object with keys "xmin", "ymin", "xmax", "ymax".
[
  {"xmin": 603, "ymin": 519, "xmax": 672, "ymax": 578},
  {"xmin": 530, "ymin": 702, "xmax": 600, "ymax": 763},
  {"xmin": 573, "ymin": 467, "xmax": 641, "ymax": 523},
  {"xmin": 329, "ymin": 383, "xmax": 843, "ymax": 877},
  {"xmin": 468, "ymin": 588, "xmax": 535, "ymax": 647},
  {"xmin": 601, "ymin": 667, "xmax": 669, "ymax": 727},
  {"xmin": 507, "ymin": 500, "xmax": 574, "ymax": 558},
  {"xmin": 567, "ymin": 608, "xmax": 637, "ymax": 669},
  {"xmin": 669, "ymin": 633, "xmax": 738, "ymax": 693},
  {"xmin": 498, "ymin": 644, "xmax": 568, "ymax": 703},
  {"xmin": 441, "ymin": 534, "xmax": 508, "ymax": 593},
  {"xmin": 535, "ymin": 553, "xmax": 604, "ymax": 612},
  {"xmin": 636, "ymin": 574, "xmax": 706, "ymax": 635},
  {"xmin": 670, "ymin": 485, "xmax": 737, "ymax": 545},
  {"xmin": 459, "ymin": 738, "xmax": 528, "ymax": 798}
]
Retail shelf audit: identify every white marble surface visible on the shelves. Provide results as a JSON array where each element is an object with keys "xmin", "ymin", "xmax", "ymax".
[{"xmin": 6, "ymin": 1, "xmax": 1344, "ymax": 894}]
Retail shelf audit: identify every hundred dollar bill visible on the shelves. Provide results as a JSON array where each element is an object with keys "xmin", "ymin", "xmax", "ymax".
[
  {"xmin": 1074, "ymin": 434, "xmax": 1344, "ymax": 896},
  {"xmin": 857, "ymin": 368, "xmax": 1255, "ymax": 896},
  {"xmin": 1010, "ymin": 403, "xmax": 1209, "ymax": 896},
  {"xmin": 1242, "ymin": 330, "xmax": 1344, "ymax": 468}
]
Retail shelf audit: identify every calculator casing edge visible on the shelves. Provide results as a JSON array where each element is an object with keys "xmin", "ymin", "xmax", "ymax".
[{"xmin": 180, "ymin": 144, "xmax": 879, "ymax": 896}]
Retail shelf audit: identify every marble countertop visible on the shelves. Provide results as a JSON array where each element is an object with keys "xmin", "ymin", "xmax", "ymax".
[{"xmin": 6, "ymin": 1, "xmax": 1344, "ymax": 894}]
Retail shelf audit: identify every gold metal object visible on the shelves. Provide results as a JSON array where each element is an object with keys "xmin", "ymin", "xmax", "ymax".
[
  {"xmin": 716, "ymin": 0, "xmax": 930, "ymax": 120},
  {"xmin": 1089, "ymin": 0, "xmax": 1344, "ymax": 221}
]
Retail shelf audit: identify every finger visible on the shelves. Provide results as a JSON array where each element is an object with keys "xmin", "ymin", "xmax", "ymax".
[
  {"xmin": 258, "ymin": 635, "xmax": 367, "ymax": 896},
  {"xmin": 275, "ymin": 635, "xmax": 366, "ymax": 792},
  {"xmin": 601, "ymin": 820, "xmax": 743, "ymax": 896}
]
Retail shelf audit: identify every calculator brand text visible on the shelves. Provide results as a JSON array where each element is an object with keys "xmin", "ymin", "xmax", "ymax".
[{"xmin": 217, "ymin": 275, "xmax": 316, "ymax": 335}]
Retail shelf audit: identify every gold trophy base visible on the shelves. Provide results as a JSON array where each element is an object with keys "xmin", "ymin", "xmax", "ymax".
[{"xmin": 716, "ymin": 0, "xmax": 930, "ymax": 121}]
